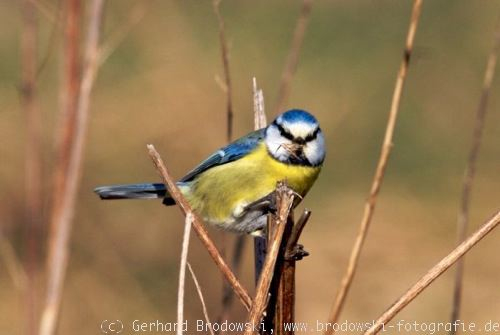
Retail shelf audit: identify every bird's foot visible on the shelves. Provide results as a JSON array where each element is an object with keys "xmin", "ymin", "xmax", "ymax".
[
  {"xmin": 285, "ymin": 243, "xmax": 309, "ymax": 261},
  {"xmin": 244, "ymin": 192, "xmax": 277, "ymax": 215}
]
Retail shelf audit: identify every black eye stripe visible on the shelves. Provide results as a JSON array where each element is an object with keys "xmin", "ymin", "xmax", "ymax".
[
  {"xmin": 304, "ymin": 127, "xmax": 320, "ymax": 142},
  {"xmin": 274, "ymin": 121, "xmax": 295, "ymax": 141}
]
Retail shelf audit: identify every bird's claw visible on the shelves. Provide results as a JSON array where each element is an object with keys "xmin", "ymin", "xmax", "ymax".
[{"xmin": 285, "ymin": 243, "xmax": 309, "ymax": 261}]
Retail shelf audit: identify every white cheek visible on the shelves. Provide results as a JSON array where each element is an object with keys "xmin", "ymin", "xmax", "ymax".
[
  {"xmin": 304, "ymin": 134, "xmax": 325, "ymax": 166},
  {"xmin": 265, "ymin": 127, "xmax": 291, "ymax": 162}
]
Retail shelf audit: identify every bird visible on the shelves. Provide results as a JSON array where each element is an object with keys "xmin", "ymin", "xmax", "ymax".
[{"xmin": 94, "ymin": 109, "xmax": 325, "ymax": 236}]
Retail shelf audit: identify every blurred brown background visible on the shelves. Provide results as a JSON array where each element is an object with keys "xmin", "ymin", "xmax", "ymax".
[{"xmin": 1, "ymin": 0, "xmax": 499, "ymax": 334}]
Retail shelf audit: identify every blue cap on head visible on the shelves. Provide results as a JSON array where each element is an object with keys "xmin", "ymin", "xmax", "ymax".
[{"xmin": 276, "ymin": 109, "xmax": 318, "ymax": 126}]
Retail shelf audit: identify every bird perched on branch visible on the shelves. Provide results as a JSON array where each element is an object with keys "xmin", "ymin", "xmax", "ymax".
[{"xmin": 95, "ymin": 109, "xmax": 325, "ymax": 235}]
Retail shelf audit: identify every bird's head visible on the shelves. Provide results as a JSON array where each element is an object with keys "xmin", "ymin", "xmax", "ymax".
[{"xmin": 265, "ymin": 109, "xmax": 325, "ymax": 166}]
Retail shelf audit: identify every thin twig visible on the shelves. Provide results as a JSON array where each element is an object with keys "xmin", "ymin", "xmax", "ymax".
[
  {"xmin": 244, "ymin": 183, "xmax": 295, "ymax": 335},
  {"xmin": 51, "ymin": 0, "xmax": 80, "ymax": 216},
  {"xmin": 97, "ymin": 2, "xmax": 148, "ymax": 66},
  {"xmin": 20, "ymin": 0, "xmax": 41, "ymax": 333},
  {"xmin": 35, "ymin": 0, "xmax": 63, "ymax": 80},
  {"xmin": 187, "ymin": 262, "xmax": 215, "ymax": 335},
  {"xmin": 212, "ymin": 0, "xmax": 233, "ymax": 142},
  {"xmin": 450, "ymin": 16, "xmax": 500, "ymax": 332},
  {"xmin": 177, "ymin": 213, "xmax": 193, "ymax": 335},
  {"xmin": 274, "ymin": 0, "xmax": 313, "ymax": 115},
  {"xmin": 147, "ymin": 145, "xmax": 252, "ymax": 311},
  {"xmin": 40, "ymin": 1, "xmax": 105, "ymax": 334},
  {"xmin": 364, "ymin": 209, "xmax": 500, "ymax": 335},
  {"xmin": 325, "ymin": 1, "xmax": 423, "ymax": 331}
]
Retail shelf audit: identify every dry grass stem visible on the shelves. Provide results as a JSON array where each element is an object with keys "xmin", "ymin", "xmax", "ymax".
[
  {"xmin": 97, "ymin": 3, "xmax": 147, "ymax": 66},
  {"xmin": 32, "ymin": 0, "xmax": 57, "ymax": 22},
  {"xmin": 147, "ymin": 145, "xmax": 252, "ymax": 311},
  {"xmin": 325, "ymin": 0, "xmax": 423, "ymax": 331},
  {"xmin": 244, "ymin": 183, "xmax": 295, "ymax": 335},
  {"xmin": 188, "ymin": 263, "xmax": 215, "ymax": 335},
  {"xmin": 253, "ymin": 77, "xmax": 267, "ymax": 129},
  {"xmin": 212, "ymin": 0, "xmax": 233, "ymax": 142},
  {"xmin": 177, "ymin": 213, "xmax": 193, "ymax": 335},
  {"xmin": 450, "ymin": 16, "xmax": 500, "ymax": 331},
  {"xmin": 364, "ymin": 209, "xmax": 500, "ymax": 335},
  {"xmin": 274, "ymin": 0, "xmax": 313, "ymax": 115},
  {"xmin": 40, "ymin": 1, "xmax": 105, "ymax": 334},
  {"xmin": 21, "ymin": 0, "xmax": 41, "ymax": 333}
]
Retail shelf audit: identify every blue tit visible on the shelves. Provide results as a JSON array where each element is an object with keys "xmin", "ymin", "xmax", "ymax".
[{"xmin": 94, "ymin": 109, "xmax": 325, "ymax": 235}]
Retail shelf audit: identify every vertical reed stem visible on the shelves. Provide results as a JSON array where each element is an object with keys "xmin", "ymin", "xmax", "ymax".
[
  {"xmin": 20, "ymin": 0, "xmax": 41, "ymax": 333},
  {"xmin": 325, "ymin": 1, "xmax": 423, "ymax": 331},
  {"xmin": 449, "ymin": 16, "xmax": 500, "ymax": 333}
]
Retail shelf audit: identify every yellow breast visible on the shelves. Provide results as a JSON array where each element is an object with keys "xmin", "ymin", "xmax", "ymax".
[{"xmin": 182, "ymin": 142, "xmax": 322, "ymax": 225}]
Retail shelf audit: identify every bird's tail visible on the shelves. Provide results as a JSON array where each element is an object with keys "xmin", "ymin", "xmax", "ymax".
[{"xmin": 94, "ymin": 183, "xmax": 175, "ymax": 205}]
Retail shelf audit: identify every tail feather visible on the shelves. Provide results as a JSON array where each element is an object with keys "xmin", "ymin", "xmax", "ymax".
[{"xmin": 94, "ymin": 183, "xmax": 169, "ymax": 200}]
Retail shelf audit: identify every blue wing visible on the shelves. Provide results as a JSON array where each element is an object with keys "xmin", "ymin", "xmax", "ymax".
[{"xmin": 180, "ymin": 128, "xmax": 265, "ymax": 182}]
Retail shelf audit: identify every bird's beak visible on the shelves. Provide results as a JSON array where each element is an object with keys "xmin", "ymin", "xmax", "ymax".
[
  {"xmin": 283, "ymin": 143, "xmax": 301, "ymax": 151},
  {"xmin": 281, "ymin": 143, "xmax": 303, "ymax": 158}
]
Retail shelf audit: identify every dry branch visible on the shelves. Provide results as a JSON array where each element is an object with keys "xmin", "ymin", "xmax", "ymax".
[
  {"xmin": 324, "ymin": 0, "xmax": 423, "ymax": 331},
  {"xmin": 40, "ymin": 1, "xmax": 105, "ymax": 334},
  {"xmin": 177, "ymin": 213, "xmax": 193, "ymax": 335},
  {"xmin": 147, "ymin": 145, "xmax": 252, "ymax": 311},
  {"xmin": 450, "ymin": 16, "xmax": 500, "ymax": 331},
  {"xmin": 270, "ymin": 209, "xmax": 311, "ymax": 335},
  {"xmin": 364, "ymin": 209, "xmax": 500, "ymax": 335},
  {"xmin": 274, "ymin": 0, "xmax": 313, "ymax": 114},
  {"xmin": 244, "ymin": 183, "xmax": 295, "ymax": 335}
]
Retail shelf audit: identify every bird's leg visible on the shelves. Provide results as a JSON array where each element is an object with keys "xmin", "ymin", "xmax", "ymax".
[{"xmin": 244, "ymin": 191, "xmax": 277, "ymax": 215}]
